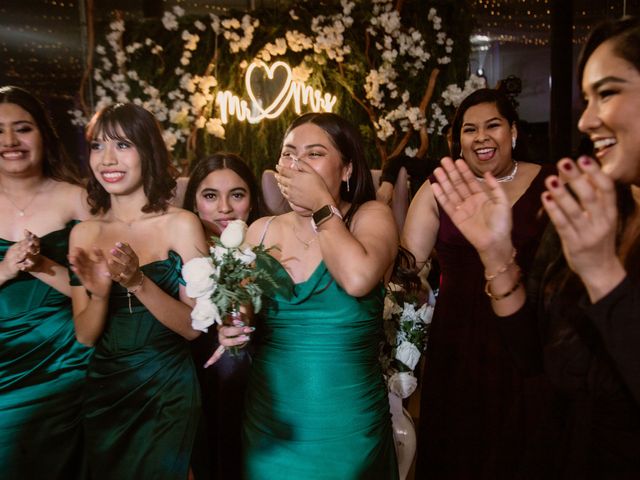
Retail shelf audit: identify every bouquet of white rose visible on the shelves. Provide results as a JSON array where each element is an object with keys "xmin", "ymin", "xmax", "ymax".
[
  {"xmin": 380, "ymin": 280, "xmax": 435, "ymax": 399},
  {"xmin": 182, "ymin": 220, "xmax": 276, "ymax": 333}
]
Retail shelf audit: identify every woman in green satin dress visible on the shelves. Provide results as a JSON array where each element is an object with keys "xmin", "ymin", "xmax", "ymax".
[
  {"xmin": 219, "ymin": 113, "xmax": 400, "ymax": 479},
  {"xmin": 0, "ymin": 85, "xmax": 92, "ymax": 478},
  {"xmin": 68, "ymin": 103, "xmax": 208, "ymax": 479}
]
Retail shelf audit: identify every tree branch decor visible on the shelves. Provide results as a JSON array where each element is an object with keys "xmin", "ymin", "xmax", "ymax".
[{"xmin": 73, "ymin": 0, "xmax": 473, "ymax": 175}]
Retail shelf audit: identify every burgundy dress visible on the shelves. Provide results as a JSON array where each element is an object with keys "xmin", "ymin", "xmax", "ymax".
[{"xmin": 415, "ymin": 165, "xmax": 555, "ymax": 479}]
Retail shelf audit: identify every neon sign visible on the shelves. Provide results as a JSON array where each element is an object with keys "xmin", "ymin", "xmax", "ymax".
[{"xmin": 215, "ymin": 61, "xmax": 337, "ymax": 124}]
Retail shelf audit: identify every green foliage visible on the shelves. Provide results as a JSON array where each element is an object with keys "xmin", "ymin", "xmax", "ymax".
[
  {"xmin": 209, "ymin": 238, "xmax": 277, "ymax": 319},
  {"xmin": 84, "ymin": 0, "xmax": 473, "ymax": 180}
]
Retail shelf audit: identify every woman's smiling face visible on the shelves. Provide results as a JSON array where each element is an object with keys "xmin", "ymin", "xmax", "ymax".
[
  {"xmin": 459, "ymin": 102, "xmax": 517, "ymax": 178},
  {"xmin": 578, "ymin": 38, "xmax": 640, "ymax": 184},
  {"xmin": 0, "ymin": 103, "xmax": 44, "ymax": 177}
]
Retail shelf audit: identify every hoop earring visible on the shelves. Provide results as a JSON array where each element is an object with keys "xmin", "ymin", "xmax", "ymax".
[{"xmin": 512, "ymin": 137, "xmax": 516, "ymax": 150}]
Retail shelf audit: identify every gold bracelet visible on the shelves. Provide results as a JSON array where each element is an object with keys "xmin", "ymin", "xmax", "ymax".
[
  {"xmin": 126, "ymin": 271, "xmax": 145, "ymax": 314},
  {"xmin": 126, "ymin": 271, "xmax": 145, "ymax": 294},
  {"xmin": 485, "ymin": 273, "xmax": 522, "ymax": 301},
  {"xmin": 484, "ymin": 248, "xmax": 517, "ymax": 281}
]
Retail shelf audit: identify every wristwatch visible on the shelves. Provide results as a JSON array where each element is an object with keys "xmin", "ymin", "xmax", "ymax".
[{"xmin": 311, "ymin": 204, "xmax": 343, "ymax": 232}]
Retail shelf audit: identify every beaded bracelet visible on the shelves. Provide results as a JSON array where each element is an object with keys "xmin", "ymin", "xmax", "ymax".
[
  {"xmin": 484, "ymin": 248, "xmax": 517, "ymax": 281},
  {"xmin": 126, "ymin": 271, "xmax": 145, "ymax": 314},
  {"xmin": 484, "ymin": 272, "xmax": 522, "ymax": 301}
]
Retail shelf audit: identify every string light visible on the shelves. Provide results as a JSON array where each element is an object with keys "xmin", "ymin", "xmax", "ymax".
[{"xmin": 470, "ymin": 0, "xmax": 636, "ymax": 47}]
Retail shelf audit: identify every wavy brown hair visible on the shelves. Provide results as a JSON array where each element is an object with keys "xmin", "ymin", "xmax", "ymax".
[
  {"xmin": 0, "ymin": 85, "xmax": 84, "ymax": 184},
  {"xmin": 85, "ymin": 103, "xmax": 176, "ymax": 215}
]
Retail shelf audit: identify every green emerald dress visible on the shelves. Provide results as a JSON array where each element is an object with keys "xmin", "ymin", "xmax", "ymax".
[
  {"xmin": 0, "ymin": 221, "xmax": 91, "ymax": 479},
  {"xmin": 74, "ymin": 250, "xmax": 200, "ymax": 480},
  {"xmin": 243, "ymin": 255, "xmax": 398, "ymax": 480}
]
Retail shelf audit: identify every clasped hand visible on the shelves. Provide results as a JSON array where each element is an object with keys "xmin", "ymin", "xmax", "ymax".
[
  {"xmin": 0, "ymin": 230, "xmax": 42, "ymax": 279},
  {"xmin": 432, "ymin": 155, "xmax": 622, "ymax": 288},
  {"xmin": 541, "ymin": 156, "xmax": 619, "ymax": 281},
  {"xmin": 69, "ymin": 242, "xmax": 143, "ymax": 298}
]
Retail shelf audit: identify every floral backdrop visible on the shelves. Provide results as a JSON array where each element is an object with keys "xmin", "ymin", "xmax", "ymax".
[{"xmin": 73, "ymin": 0, "xmax": 473, "ymax": 176}]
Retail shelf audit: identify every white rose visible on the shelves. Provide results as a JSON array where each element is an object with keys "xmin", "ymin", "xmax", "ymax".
[
  {"xmin": 190, "ymin": 296, "xmax": 221, "ymax": 332},
  {"xmin": 417, "ymin": 302, "xmax": 434, "ymax": 325},
  {"xmin": 233, "ymin": 246, "xmax": 256, "ymax": 265},
  {"xmin": 220, "ymin": 219, "xmax": 247, "ymax": 248},
  {"xmin": 388, "ymin": 371, "xmax": 417, "ymax": 399},
  {"xmin": 395, "ymin": 340, "xmax": 421, "ymax": 371},
  {"xmin": 209, "ymin": 245, "xmax": 227, "ymax": 263},
  {"xmin": 182, "ymin": 257, "xmax": 217, "ymax": 298},
  {"xmin": 400, "ymin": 302, "xmax": 418, "ymax": 322}
]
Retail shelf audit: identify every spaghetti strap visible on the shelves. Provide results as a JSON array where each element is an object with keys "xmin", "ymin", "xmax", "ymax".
[{"xmin": 259, "ymin": 216, "xmax": 277, "ymax": 246}]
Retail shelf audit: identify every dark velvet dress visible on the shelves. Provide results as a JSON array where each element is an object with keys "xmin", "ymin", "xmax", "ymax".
[
  {"xmin": 415, "ymin": 165, "xmax": 554, "ymax": 479},
  {"xmin": 191, "ymin": 329, "xmax": 252, "ymax": 480},
  {"xmin": 497, "ymin": 226, "xmax": 640, "ymax": 479}
]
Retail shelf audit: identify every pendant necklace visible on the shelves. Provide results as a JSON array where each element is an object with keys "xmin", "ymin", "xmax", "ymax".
[
  {"xmin": 475, "ymin": 161, "xmax": 519, "ymax": 183},
  {"xmin": 1, "ymin": 180, "xmax": 50, "ymax": 217},
  {"xmin": 112, "ymin": 211, "xmax": 163, "ymax": 227},
  {"xmin": 292, "ymin": 223, "xmax": 316, "ymax": 250}
]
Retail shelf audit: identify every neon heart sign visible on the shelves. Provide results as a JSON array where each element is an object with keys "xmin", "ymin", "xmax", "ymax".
[{"xmin": 215, "ymin": 61, "xmax": 337, "ymax": 124}]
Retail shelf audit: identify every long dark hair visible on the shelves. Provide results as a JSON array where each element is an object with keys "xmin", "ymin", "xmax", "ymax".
[
  {"xmin": 0, "ymin": 85, "xmax": 84, "ymax": 184},
  {"xmin": 577, "ymin": 16, "xmax": 640, "ymax": 87},
  {"xmin": 85, "ymin": 103, "xmax": 176, "ymax": 215},
  {"xmin": 450, "ymin": 88, "xmax": 527, "ymax": 163},
  {"xmin": 544, "ymin": 17, "xmax": 640, "ymax": 302},
  {"xmin": 283, "ymin": 112, "xmax": 375, "ymax": 226},
  {"xmin": 576, "ymin": 16, "xmax": 640, "ymax": 272},
  {"xmin": 183, "ymin": 152, "xmax": 264, "ymax": 224}
]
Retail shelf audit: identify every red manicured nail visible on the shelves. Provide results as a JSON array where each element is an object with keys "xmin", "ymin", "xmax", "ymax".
[
  {"xmin": 561, "ymin": 162, "xmax": 573, "ymax": 171},
  {"xmin": 579, "ymin": 156, "xmax": 592, "ymax": 166},
  {"xmin": 550, "ymin": 179, "xmax": 560, "ymax": 188},
  {"xmin": 542, "ymin": 192, "xmax": 552, "ymax": 201}
]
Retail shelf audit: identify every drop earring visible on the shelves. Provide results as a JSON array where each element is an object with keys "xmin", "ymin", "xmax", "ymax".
[
  {"xmin": 512, "ymin": 137, "xmax": 516, "ymax": 150},
  {"xmin": 346, "ymin": 177, "xmax": 350, "ymax": 192}
]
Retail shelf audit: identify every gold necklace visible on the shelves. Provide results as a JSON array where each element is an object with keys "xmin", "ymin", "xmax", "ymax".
[
  {"xmin": 112, "ymin": 211, "xmax": 164, "ymax": 227},
  {"xmin": 292, "ymin": 223, "xmax": 317, "ymax": 250},
  {"xmin": 0, "ymin": 180, "xmax": 50, "ymax": 217}
]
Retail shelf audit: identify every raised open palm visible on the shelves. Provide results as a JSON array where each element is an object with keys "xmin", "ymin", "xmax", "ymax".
[{"xmin": 431, "ymin": 158, "xmax": 513, "ymax": 254}]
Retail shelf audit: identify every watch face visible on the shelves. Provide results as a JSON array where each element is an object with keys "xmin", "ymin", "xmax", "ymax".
[{"xmin": 312, "ymin": 205, "xmax": 332, "ymax": 224}]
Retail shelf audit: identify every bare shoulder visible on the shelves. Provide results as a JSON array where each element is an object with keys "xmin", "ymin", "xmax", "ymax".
[
  {"xmin": 407, "ymin": 179, "xmax": 439, "ymax": 220},
  {"xmin": 164, "ymin": 206, "xmax": 201, "ymax": 228},
  {"xmin": 413, "ymin": 179, "xmax": 437, "ymax": 204},
  {"xmin": 163, "ymin": 206, "xmax": 207, "ymax": 256},
  {"xmin": 52, "ymin": 180, "xmax": 92, "ymax": 220},
  {"xmin": 350, "ymin": 200, "xmax": 395, "ymax": 234},
  {"xmin": 352, "ymin": 200, "xmax": 394, "ymax": 220},
  {"xmin": 247, "ymin": 214, "xmax": 280, "ymax": 246}
]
